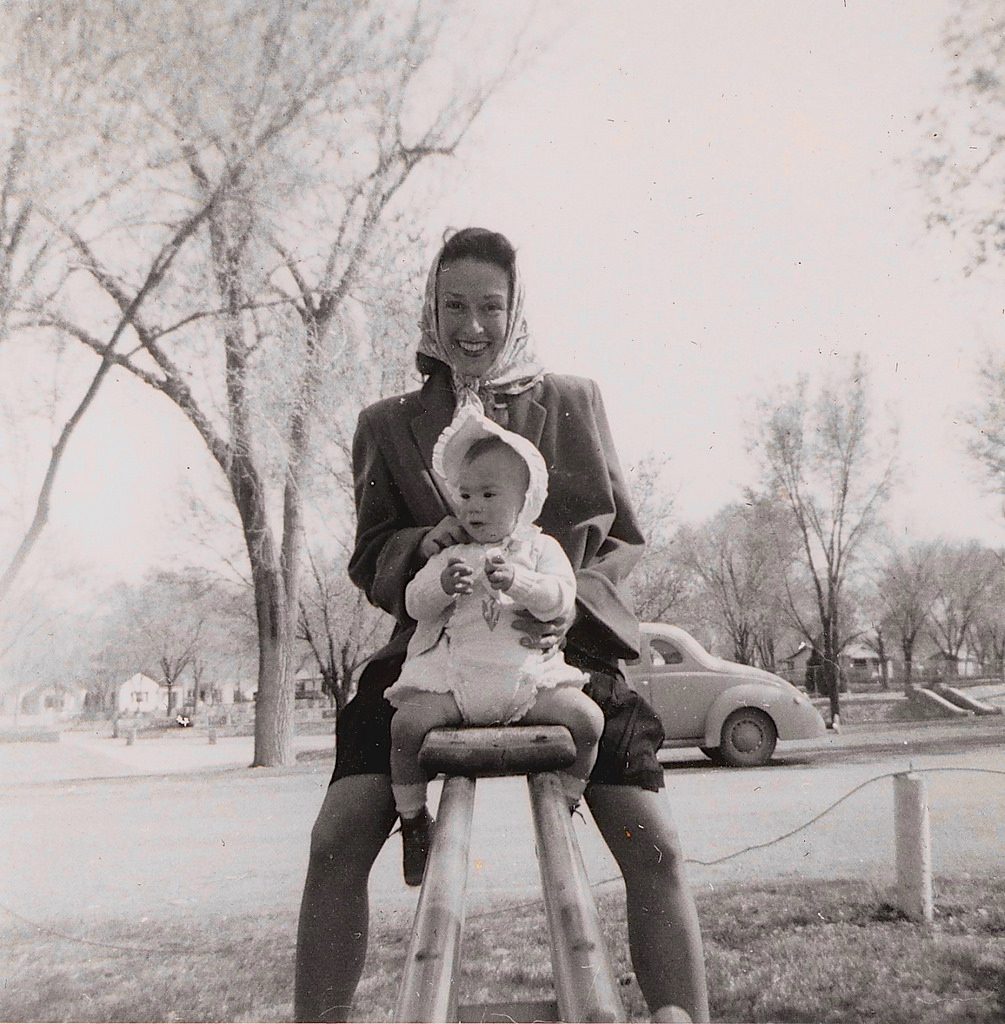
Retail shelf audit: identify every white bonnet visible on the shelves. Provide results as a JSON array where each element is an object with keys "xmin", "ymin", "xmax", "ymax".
[{"xmin": 432, "ymin": 402, "xmax": 549, "ymax": 532}]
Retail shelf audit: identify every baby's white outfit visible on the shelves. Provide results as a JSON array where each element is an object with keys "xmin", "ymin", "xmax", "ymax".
[{"xmin": 385, "ymin": 530, "xmax": 587, "ymax": 724}]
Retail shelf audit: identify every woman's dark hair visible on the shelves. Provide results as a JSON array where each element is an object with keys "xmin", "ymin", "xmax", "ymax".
[{"xmin": 439, "ymin": 227, "xmax": 516, "ymax": 278}]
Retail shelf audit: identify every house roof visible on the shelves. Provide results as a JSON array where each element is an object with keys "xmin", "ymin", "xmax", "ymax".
[
  {"xmin": 119, "ymin": 672, "xmax": 163, "ymax": 688},
  {"xmin": 843, "ymin": 644, "xmax": 881, "ymax": 660}
]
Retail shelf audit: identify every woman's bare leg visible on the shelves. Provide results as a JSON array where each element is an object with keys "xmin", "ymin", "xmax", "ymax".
[
  {"xmin": 294, "ymin": 774, "xmax": 397, "ymax": 1023},
  {"xmin": 520, "ymin": 686, "xmax": 604, "ymax": 785},
  {"xmin": 586, "ymin": 785, "xmax": 710, "ymax": 1022}
]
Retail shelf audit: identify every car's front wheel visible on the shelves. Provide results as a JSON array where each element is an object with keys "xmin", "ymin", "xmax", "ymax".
[{"xmin": 718, "ymin": 708, "xmax": 777, "ymax": 767}]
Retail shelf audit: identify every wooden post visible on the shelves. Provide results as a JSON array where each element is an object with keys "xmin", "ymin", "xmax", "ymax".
[
  {"xmin": 894, "ymin": 772, "xmax": 933, "ymax": 923},
  {"xmin": 528, "ymin": 773, "xmax": 626, "ymax": 1023},
  {"xmin": 126, "ymin": 724, "xmax": 136, "ymax": 746},
  {"xmin": 394, "ymin": 776, "xmax": 476, "ymax": 1024}
]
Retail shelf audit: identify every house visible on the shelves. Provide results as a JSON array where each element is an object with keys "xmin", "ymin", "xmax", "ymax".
[
  {"xmin": 777, "ymin": 642, "xmax": 813, "ymax": 686},
  {"xmin": 216, "ymin": 680, "xmax": 257, "ymax": 705},
  {"xmin": 839, "ymin": 644, "xmax": 896, "ymax": 685},
  {"xmin": 924, "ymin": 649, "xmax": 982, "ymax": 680},
  {"xmin": 116, "ymin": 672, "xmax": 167, "ymax": 714},
  {"xmin": 295, "ymin": 661, "xmax": 326, "ymax": 702},
  {"xmin": 0, "ymin": 681, "xmax": 87, "ymax": 725}
]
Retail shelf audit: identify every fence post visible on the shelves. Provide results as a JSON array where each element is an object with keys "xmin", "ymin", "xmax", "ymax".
[{"xmin": 893, "ymin": 772, "xmax": 933, "ymax": 923}]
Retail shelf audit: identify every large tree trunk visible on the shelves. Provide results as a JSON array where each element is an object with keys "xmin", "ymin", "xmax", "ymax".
[
  {"xmin": 251, "ymin": 568, "xmax": 296, "ymax": 767},
  {"xmin": 231, "ymin": 453, "xmax": 297, "ymax": 767},
  {"xmin": 822, "ymin": 613, "xmax": 841, "ymax": 723},
  {"xmin": 901, "ymin": 638, "xmax": 915, "ymax": 693}
]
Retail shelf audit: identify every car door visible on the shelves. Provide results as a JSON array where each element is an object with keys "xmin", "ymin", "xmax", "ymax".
[{"xmin": 643, "ymin": 635, "xmax": 732, "ymax": 742}]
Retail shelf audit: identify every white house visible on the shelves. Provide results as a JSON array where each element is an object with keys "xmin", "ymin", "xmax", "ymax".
[
  {"xmin": 0, "ymin": 681, "xmax": 87, "ymax": 725},
  {"xmin": 116, "ymin": 673, "xmax": 167, "ymax": 714}
]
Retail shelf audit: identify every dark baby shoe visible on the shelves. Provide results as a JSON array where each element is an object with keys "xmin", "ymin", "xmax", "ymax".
[{"xmin": 400, "ymin": 808, "xmax": 434, "ymax": 887}]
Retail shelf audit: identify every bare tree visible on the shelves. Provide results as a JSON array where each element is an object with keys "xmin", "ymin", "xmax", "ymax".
[
  {"xmin": 88, "ymin": 569, "xmax": 256, "ymax": 714},
  {"xmin": 752, "ymin": 357, "xmax": 896, "ymax": 723},
  {"xmin": 966, "ymin": 355, "xmax": 1005, "ymax": 497},
  {"xmin": 298, "ymin": 549, "xmax": 389, "ymax": 715},
  {"xmin": 870, "ymin": 540, "xmax": 941, "ymax": 692},
  {"xmin": 969, "ymin": 547, "xmax": 1005, "ymax": 679},
  {"xmin": 921, "ymin": 0, "xmax": 1005, "ymax": 275},
  {"xmin": 0, "ymin": 9, "xmax": 154, "ymax": 602},
  {"xmin": 626, "ymin": 455, "xmax": 690, "ymax": 623},
  {"xmin": 920, "ymin": 2, "xmax": 1005, "ymax": 498},
  {"xmin": 926, "ymin": 540, "xmax": 1000, "ymax": 681},
  {"xmin": 15, "ymin": 3, "xmax": 541, "ymax": 766},
  {"xmin": 676, "ymin": 497, "xmax": 797, "ymax": 668}
]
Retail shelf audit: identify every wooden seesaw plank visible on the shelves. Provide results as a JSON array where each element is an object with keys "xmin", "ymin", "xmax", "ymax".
[
  {"xmin": 528, "ymin": 773, "xmax": 626, "ymax": 1023},
  {"xmin": 394, "ymin": 775, "xmax": 476, "ymax": 1023}
]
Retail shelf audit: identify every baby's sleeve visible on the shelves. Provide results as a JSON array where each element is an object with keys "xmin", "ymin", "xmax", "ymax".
[
  {"xmin": 405, "ymin": 549, "xmax": 457, "ymax": 622},
  {"xmin": 505, "ymin": 536, "xmax": 578, "ymax": 622}
]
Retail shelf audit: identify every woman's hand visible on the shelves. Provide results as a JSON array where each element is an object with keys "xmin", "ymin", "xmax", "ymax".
[
  {"xmin": 484, "ymin": 553, "xmax": 514, "ymax": 591},
  {"xmin": 511, "ymin": 610, "xmax": 570, "ymax": 652},
  {"xmin": 419, "ymin": 516, "xmax": 470, "ymax": 562},
  {"xmin": 441, "ymin": 556, "xmax": 474, "ymax": 596}
]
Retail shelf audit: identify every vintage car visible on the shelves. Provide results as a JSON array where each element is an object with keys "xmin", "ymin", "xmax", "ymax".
[{"xmin": 624, "ymin": 623, "xmax": 826, "ymax": 766}]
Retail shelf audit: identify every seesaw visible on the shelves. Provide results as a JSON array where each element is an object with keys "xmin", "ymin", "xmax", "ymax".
[{"xmin": 393, "ymin": 725, "xmax": 626, "ymax": 1023}]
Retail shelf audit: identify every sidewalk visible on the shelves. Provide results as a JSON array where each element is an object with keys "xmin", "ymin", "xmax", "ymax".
[{"xmin": 0, "ymin": 726, "xmax": 336, "ymax": 786}]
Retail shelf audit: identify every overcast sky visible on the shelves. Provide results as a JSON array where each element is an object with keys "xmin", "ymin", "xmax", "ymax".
[{"xmin": 10, "ymin": 0, "xmax": 1005, "ymax": 589}]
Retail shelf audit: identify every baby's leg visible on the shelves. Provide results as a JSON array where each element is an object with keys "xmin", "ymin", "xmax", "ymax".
[
  {"xmin": 520, "ymin": 687, "xmax": 605, "ymax": 808},
  {"xmin": 389, "ymin": 692, "xmax": 463, "ymax": 816}
]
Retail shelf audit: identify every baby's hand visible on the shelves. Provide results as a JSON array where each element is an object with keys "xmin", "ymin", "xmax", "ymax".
[
  {"xmin": 484, "ymin": 552, "xmax": 514, "ymax": 592},
  {"xmin": 441, "ymin": 556, "xmax": 474, "ymax": 596}
]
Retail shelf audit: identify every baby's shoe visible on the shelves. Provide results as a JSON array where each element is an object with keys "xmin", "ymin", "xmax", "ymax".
[{"xmin": 400, "ymin": 807, "xmax": 434, "ymax": 887}]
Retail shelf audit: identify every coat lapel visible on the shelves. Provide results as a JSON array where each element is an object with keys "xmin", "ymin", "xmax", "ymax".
[
  {"xmin": 410, "ymin": 378, "xmax": 456, "ymax": 507},
  {"xmin": 509, "ymin": 391, "xmax": 547, "ymax": 451}
]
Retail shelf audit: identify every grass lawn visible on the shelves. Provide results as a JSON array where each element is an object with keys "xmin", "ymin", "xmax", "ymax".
[{"xmin": 2, "ymin": 875, "xmax": 1002, "ymax": 1022}]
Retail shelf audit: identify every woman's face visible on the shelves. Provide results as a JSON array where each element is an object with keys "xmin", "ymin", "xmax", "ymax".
[{"xmin": 436, "ymin": 258, "xmax": 510, "ymax": 377}]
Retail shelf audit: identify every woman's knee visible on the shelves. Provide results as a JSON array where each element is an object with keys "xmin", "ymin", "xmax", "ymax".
[
  {"xmin": 308, "ymin": 775, "xmax": 395, "ymax": 868},
  {"xmin": 588, "ymin": 786, "xmax": 690, "ymax": 885},
  {"xmin": 566, "ymin": 689, "xmax": 605, "ymax": 745}
]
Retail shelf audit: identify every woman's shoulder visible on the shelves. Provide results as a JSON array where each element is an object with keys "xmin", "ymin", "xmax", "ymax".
[
  {"xmin": 358, "ymin": 386, "xmax": 426, "ymax": 427},
  {"xmin": 538, "ymin": 373, "xmax": 603, "ymax": 409}
]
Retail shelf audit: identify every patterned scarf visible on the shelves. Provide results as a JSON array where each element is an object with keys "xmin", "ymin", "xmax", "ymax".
[{"xmin": 416, "ymin": 237, "xmax": 545, "ymax": 414}]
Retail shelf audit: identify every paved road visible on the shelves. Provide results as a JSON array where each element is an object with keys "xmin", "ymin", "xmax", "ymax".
[{"xmin": 1, "ymin": 718, "xmax": 1001, "ymax": 937}]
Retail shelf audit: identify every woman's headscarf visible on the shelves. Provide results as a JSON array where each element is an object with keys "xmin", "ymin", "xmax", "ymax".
[{"xmin": 416, "ymin": 234, "xmax": 545, "ymax": 413}]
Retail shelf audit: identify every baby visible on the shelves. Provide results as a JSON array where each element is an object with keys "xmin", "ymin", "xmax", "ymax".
[{"xmin": 386, "ymin": 404, "xmax": 604, "ymax": 886}]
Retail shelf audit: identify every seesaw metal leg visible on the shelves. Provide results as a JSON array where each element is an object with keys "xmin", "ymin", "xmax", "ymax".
[
  {"xmin": 394, "ymin": 775, "xmax": 476, "ymax": 1024},
  {"xmin": 528, "ymin": 773, "xmax": 627, "ymax": 1024}
]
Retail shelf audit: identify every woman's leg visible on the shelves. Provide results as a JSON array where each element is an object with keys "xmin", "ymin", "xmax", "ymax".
[
  {"xmin": 586, "ymin": 785, "xmax": 710, "ymax": 1023},
  {"xmin": 520, "ymin": 687, "xmax": 604, "ymax": 795},
  {"xmin": 294, "ymin": 774, "xmax": 397, "ymax": 1023}
]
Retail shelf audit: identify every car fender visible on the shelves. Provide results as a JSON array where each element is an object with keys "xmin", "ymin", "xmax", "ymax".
[{"xmin": 703, "ymin": 684, "xmax": 776, "ymax": 746}]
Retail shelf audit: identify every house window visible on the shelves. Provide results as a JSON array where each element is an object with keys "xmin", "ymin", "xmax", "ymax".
[{"xmin": 133, "ymin": 691, "xmax": 147, "ymax": 703}]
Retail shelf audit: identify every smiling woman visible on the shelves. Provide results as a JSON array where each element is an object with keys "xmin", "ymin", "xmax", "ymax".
[
  {"xmin": 294, "ymin": 227, "xmax": 710, "ymax": 1022},
  {"xmin": 436, "ymin": 260, "xmax": 509, "ymax": 374}
]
